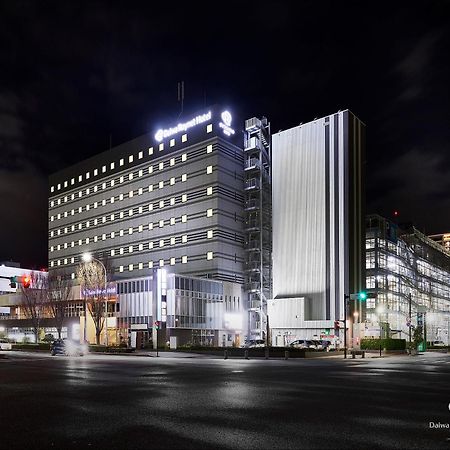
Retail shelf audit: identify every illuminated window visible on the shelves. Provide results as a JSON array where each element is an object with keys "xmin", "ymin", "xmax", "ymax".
[
  {"xmin": 181, "ymin": 194, "xmax": 187, "ymax": 203},
  {"xmin": 149, "ymin": 184, "xmax": 153, "ymax": 192},
  {"xmin": 71, "ymin": 225, "xmax": 75, "ymax": 231},
  {"xmin": 64, "ymin": 242, "xmax": 68, "ymax": 249},
  {"xmin": 111, "ymin": 179, "xmax": 115, "ymax": 187},
  {"xmin": 50, "ymin": 201, "xmax": 54, "ymax": 207},
  {"xmin": 159, "ymin": 200, "xmax": 164, "ymax": 208},
  {"xmin": 94, "ymin": 169, "xmax": 98, "ymax": 176},
  {"xmin": 129, "ymin": 264, "xmax": 134, "ymax": 271},
  {"xmin": 207, "ymin": 251, "xmax": 213, "ymax": 260},
  {"xmin": 50, "ymin": 231, "xmax": 54, "ymax": 237},
  {"xmin": 129, "ymin": 155, "xmax": 133, "ymax": 163},
  {"xmin": 86, "ymin": 221, "xmax": 90, "ymax": 228},
  {"xmin": 120, "ymin": 230, "xmax": 124, "ymax": 237},
  {"xmin": 139, "ymin": 262, "xmax": 143, "ymax": 270},
  {"xmin": 86, "ymin": 172, "xmax": 90, "ymax": 179},
  {"xmin": 182, "ymin": 255, "xmax": 188, "ymax": 264},
  {"xmin": 111, "ymin": 249, "xmax": 115, "ymax": 256},
  {"xmin": 170, "ymin": 237, "xmax": 175, "ymax": 245},
  {"xmin": 207, "ymin": 144, "xmax": 213, "ymax": 153},
  {"xmin": 170, "ymin": 139, "xmax": 175, "ymax": 147},
  {"xmin": 102, "ymin": 165, "xmax": 106, "ymax": 173},
  {"xmin": 111, "ymin": 231, "xmax": 115, "ymax": 238},
  {"xmin": 94, "ymin": 202, "xmax": 98, "ymax": 208},
  {"xmin": 148, "ymin": 147, "xmax": 153, "ymax": 155},
  {"xmin": 149, "ymin": 203, "xmax": 153, "ymax": 211},
  {"xmin": 207, "ymin": 165, "xmax": 213, "ymax": 174},
  {"xmin": 64, "ymin": 181, "xmax": 68, "ymax": 188},
  {"xmin": 159, "ymin": 220, "xmax": 164, "ymax": 228},
  {"xmin": 170, "ymin": 197, "xmax": 175, "ymax": 205},
  {"xmin": 102, "ymin": 216, "xmax": 106, "ymax": 223},
  {"xmin": 159, "ymin": 259, "xmax": 164, "ymax": 267},
  {"xmin": 94, "ymin": 236, "xmax": 98, "ymax": 243},
  {"xmin": 78, "ymin": 239, "xmax": 82, "ymax": 245},
  {"xmin": 111, "ymin": 196, "xmax": 115, "ymax": 204},
  {"xmin": 57, "ymin": 183, "xmax": 61, "ymax": 190},
  {"xmin": 139, "ymin": 170, "xmax": 143, "ymax": 177},
  {"xmin": 206, "ymin": 124, "xmax": 213, "ymax": 133},
  {"xmin": 120, "ymin": 212, "xmax": 124, "ymax": 219},
  {"xmin": 170, "ymin": 177, "xmax": 175, "ymax": 185},
  {"xmin": 207, "ymin": 230, "xmax": 213, "ymax": 239},
  {"xmin": 129, "ymin": 173, "xmax": 133, "ymax": 181},
  {"xmin": 138, "ymin": 151, "xmax": 143, "ymax": 159},
  {"xmin": 119, "ymin": 247, "xmax": 124, "ymax": 255},
  {"xmin": 71, "ymin": 194, "xmax": 74, "ymax": 200},
  {"xmin": 102, "ymin": 182, "xmax": 106, "ymax": 190},
  {"xmin": 57, "ymin": 244, "xmax": 61, "ymax": 251},
  {"xmin": 102, "ymin": 199, "xmax": 106, "ymax": 206},
  {"xmin": 120, "ymin": 159, "xmax": 124, "ymax": 166},
  {"xmin": 71, "ymin": 241, "xmax": 75, "ymax": 247},
  {"xmin": 138, "ymin": 225, "xmax": 143, "ymax": 232},
  {"xmin": 149, "ymin": 223, "xmax": 153, "ymax": 230},
  {"xmin": 181, "ymin": 214, "xmax": 187, "ymax": 223},
  {"xmin": 51, "ymin": 186, "xmax": 54, "ymax": 193},
  {"xmin": 139, "ymin": 243, "xmax": 143, "ymax": 251},
  {"xmin": 182, "ymin": 235, "xmax": 187, "ymax": 243},
  {"xmin": 85, "ymin": 237, "xmax": 89, "ymax": 244},
  {"xmin": 159, "ymin": 162, "xmax": 164, "ymax": 170},
  {"xmin": 207, "ymin": 187, "xmax": 213, "ymax": 195},
  {"xmin": 182, "ymin": 134, "xmax": 187, "ymax": 143},
  {"xmin": 159, "ymin": 181, "xmax": 164, "ymax": 189},
  {"xmin": 149, "ymin": 241, "xmax": 154, "ymax": 249},
  {"xmin": 64, "ymin": 211, "xmax": 68, "ymax": 218},
  {"xmin": 128, "ymin": 245, "xmax": 133, "ymax": 253},
  {"xmin": 170, "ymin": 217, "xmax": 176, "ymax": 225},
  {"xmin": 159, "ymin": 239, "xmax": 164, "ymax": 247},
  {"xmin": 58, "ymin": 199, "xmax": 61, "ymax": 204},
  {"xmin": 102, "ymin": 233, "xmax": 106, "ymax": 240},
  {"xmin": 78, "ymin": 223, "xmax": 82, "ymax": 230},
  {"xmin": 119, "ymin": 194, "xmax": 124, "ymax": 201},
  {"xmin": 50, "ymin": 216, "xmax": 54, "ymax": 222},
  {"xmin": 170, "ymin": 257, "xmax": 175, "ymax": 265},
  {"xmin": 181, "ymin": 173, "xmax": 187, "ymax": 182},
  {"xmin": 79, "ymin": 175, "xmax": 83, "ymax": 182},
  {"xmin": 119, "ymin": 266, "xmax": 124, "ymax": 273},
  {"xmin": 170, "ymin": 158, "xmax": 175, "ymax": 166},
  {"xmin": 94, "ymin": 218, "xmax": 98, "ymax": 225},
  {"xmin": 138, "ymin": 206, "xmax": 143, "ymax": 214},
  {"xmin": 111, "ymin": 162, "xmax": 115, "ymax": 170},
  {"xmin": 86, "ymin": 204, "xmax": 90, "ymax": 211},
  {"xmin": 159, "ymin": 143, "xmax": 164, "ymax": 151},
  {"xmin": 207, "ymin": 208, "xmax": 213, "ymax": 217},
  {"xmin": 138, "ymin": 188, "xmax": 143, "ymax": 195},
  {"xmin": 148, "ymin": 261, "xmax": 153, "ymax": 269},
  {"xmin": 129, "ymin": 190, "xmax": 133, "ymax": 198},
  {"xmin": 181, "ymin": 153, "xmax": 187, "ymax": 162},
  {"xmin": 128, "ymin": 227, "xmax": 133, "ymax": 235},
  {"xmin": 51, "ymin": 261, "xmax": 54, "ymax": 267},
  {"xmin": 120, "ymin": 176, "xmax": 124, "ymax": 184}
]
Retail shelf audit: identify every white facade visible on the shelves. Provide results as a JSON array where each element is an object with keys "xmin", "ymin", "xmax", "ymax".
[{"xmin": 270, "ymin": 110, "xmax": 365, "ymax": 342}]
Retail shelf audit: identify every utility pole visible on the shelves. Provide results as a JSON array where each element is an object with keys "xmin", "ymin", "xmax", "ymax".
[
  {"xmin": 408, "ymin": 292, "xmax": 412, "ymax": 352},
  {"xmin": 343, "ymin": 294, "xmax": 349, "ymax": 359}
]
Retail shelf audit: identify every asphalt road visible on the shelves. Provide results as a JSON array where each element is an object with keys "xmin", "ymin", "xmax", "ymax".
[{"xmin": 1, "ymin": 351, "xmax": 449, "ymax": 450}]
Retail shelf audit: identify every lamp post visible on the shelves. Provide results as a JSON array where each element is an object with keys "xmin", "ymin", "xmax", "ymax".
[
  {"xmin": 376, "ymin": 303, "xmax": 385, "ymax": 357},
  {"xmin": 82, "ymin": 253, "xmax": 108, "ymax": 346}
]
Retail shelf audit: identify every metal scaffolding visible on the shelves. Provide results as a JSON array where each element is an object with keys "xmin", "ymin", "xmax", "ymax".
[{"xmin": 243, "ymin": 117, "xmax": 272, "ymax": 342}]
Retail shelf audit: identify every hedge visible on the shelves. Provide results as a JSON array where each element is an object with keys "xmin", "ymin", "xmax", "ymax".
[
  {"xmin": 12, "ymin": 343, "xmax": 51, "ymax": 351},
  {"xmin": 360, "ymin": 338, "xmax": 406, "ymax": 350},
  {"xmin": 88, "ymin": 345, "xmax": 135, "ymax": 353}
]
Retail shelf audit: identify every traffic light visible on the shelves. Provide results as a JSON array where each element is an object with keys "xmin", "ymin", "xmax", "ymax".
[
  {"xmin": 154, "ymin": 321, "xmax": 160, "ymax": 330},
  {"xmin": 358, "ymin": 291, "xmax": 367, "ymax": 301},
  {"xmin": 334, "ymin": 320, "xmax": 340, "ymax": 330},
  {"xmin": 22, "ymin": 275, "xmax": 31, "ymax": 289},
  {"xmin": 9, "ymin": 275, "xmax": 31, "ymax": 289}
]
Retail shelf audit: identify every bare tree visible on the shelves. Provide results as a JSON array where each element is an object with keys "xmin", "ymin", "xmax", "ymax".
[
  {"xmin": 46, "ymin": 269, "xmax": 73, "ymax": 339},
  {"xmin": 20, "ymin": 271, "xmax": 48, "ymax": 343},
  {"xmin": 77, "ymin": 258, "xmax": 112, "ymax": 345}
]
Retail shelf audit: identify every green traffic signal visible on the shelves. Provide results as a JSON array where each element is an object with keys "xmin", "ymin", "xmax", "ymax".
[{"xmin": 358, "ymin": 291, "xmax": 367, "ymax": 301}]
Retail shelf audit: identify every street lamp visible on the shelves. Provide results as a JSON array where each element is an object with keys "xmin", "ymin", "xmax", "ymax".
[
  {"xmin": 82, "ymin": 253, "xmax": 108, "ymax": 346},
  {"xmin": 376, "ymin": 303, "xmax": 385, "ymax": 357}
]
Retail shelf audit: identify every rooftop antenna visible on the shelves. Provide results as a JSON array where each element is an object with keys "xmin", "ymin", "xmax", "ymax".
[{"xmin": 177, "ymin": 81, "xmax": 184, "ymax": 118}]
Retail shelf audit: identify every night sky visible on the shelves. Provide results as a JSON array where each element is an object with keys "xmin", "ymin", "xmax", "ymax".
[{"xmin": 1, "ymin": 1, "xmax": 449, "ymax": 268}]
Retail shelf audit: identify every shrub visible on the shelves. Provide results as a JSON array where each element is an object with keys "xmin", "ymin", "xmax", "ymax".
[{"xmin": 360, "ymin": 338, "xmax": 406, "ymax": 351}]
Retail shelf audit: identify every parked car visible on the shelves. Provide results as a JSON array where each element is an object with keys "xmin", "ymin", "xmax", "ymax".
[
  {"xmin": 311, "ymin": 340, "xmax": 324, "ymax": 350},
  {"xmin": 51, "ymin": 339, "xmax": 88, "ymax": 356},
  {"xmin": 289, "ymin": 339, "xmax": 316, "ymax": 350},
  {"xmin": 0, "ymin": 338, "xmax": 12, "ymax": 351},
  {"xmin": 321, "ymin": 340, "xmax": 333, "ymax": 351},
  {"xmin": 242, "ymin": 339, "xmax": 265, "ymax": 348},
  {"xmin": 431, "ymin": 340, "xmax": 446, "ymax": 347}
]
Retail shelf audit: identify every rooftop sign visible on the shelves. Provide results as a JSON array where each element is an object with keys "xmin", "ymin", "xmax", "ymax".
[{"xmin": 154, "ymin": 111, "xmax": 212, "ymax": 142}]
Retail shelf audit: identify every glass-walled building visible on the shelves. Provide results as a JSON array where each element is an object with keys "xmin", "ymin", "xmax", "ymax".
[{"xmin": 365, "ymin": 215, "xmax": 450, "ymax": 344}]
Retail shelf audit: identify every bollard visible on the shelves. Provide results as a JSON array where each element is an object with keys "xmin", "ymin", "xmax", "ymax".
[
  {"xmin": 284, "ymin": 350, "xmax": 289, "ymax": 360},
  {"xmin": 244, "ymin": 349, "xmax": 249, "ymax": 360},
  {"xmin": 265, "ymin": 348, "xmax": 269, "ymax": 360},
  {"xmin": 224, "ymin": 349, "xmax": 228, "ymax": 360}
]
